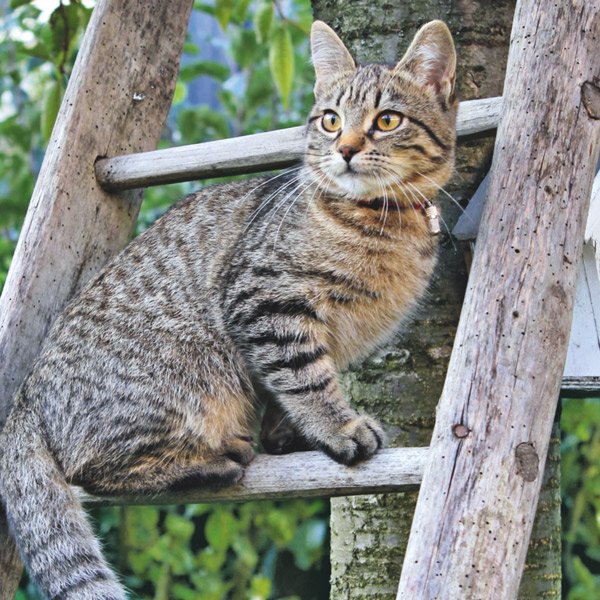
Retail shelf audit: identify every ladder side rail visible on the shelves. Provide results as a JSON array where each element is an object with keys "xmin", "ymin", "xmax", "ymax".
[
  {"xmin": 0, "ymin": 1, "xmax": 194, "ymax": 598},
  {"xmin": 397, "ymin": 1, "xmax": 600, "ymax": 597}
]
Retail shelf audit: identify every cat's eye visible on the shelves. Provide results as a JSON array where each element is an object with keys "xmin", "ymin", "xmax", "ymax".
[
  {"xmin": 321, "ymin": 111, "xmax": 342, "ymax": 133},
  {"xmin": 375, "ymin": 112, "xmax": 403, "ymax": 132}
]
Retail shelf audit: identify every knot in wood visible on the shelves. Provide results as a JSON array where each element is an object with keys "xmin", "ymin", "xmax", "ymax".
[
  {"xmin": 515, "ymin": 442, "xmax": 539, "ymax": 482},
  {"xmin": 452, "ymin": 424, "xmax": 470, "ymax": 439},
  {"xmin": 582, "ymin": 81, "xmax": 600, "ymax": 120}
]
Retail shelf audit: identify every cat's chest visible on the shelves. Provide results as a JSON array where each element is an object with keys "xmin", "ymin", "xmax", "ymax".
[{"xmin": 316, "ymin": 241, "xmax": 436, "ymax": 368}]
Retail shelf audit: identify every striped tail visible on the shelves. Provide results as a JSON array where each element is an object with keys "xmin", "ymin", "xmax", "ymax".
[{"xmin": 0, "ymin": 403, "xmax": 126, "ymax": 600}]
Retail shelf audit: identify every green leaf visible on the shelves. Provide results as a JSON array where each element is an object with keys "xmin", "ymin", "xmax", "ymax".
[
  {"xmin": 165, "ymin": 513, "xmax": 195, "ymax": 542},
  {"xmin": 183, "ymin": 41, "xmax": 200, "ymax": 55},
  {"xmin": 289, "ymin": 518, "xmax": 327, "ymax": 570},
  {"xmin": 231, "ymin": 29, "xmax": 261, "ymax": 69},
  {"xmin": 205, "ymin": 509, "xmax": 237, "ymax": 551},
  {"xmin": 41, "ymin": 79, "xmax": 62, "ymax": 142},
  {"xmin": 172, "ymin": 81, "xmax": 187, "ymax": 105},
  {"xmin": 233, "ymin": 0, "xmax": 253, "ymax": 23},
  {"xmin": 269, "ymin": 25, "xmax": 294, "ymax": 109},
  {"xmin": 190, "ymin": 572, "xmax": 233, "ymax": 599},
  {"xmin": 198, "ymin": 546, "xmax": 227, "ymax": 572},
  {"xmin": 193, "ymin": 1, "xmax": 215, "ymax": 16},
  {"xmin": 266, "ymin": 509, "xmax": 296, "ymax": 547},
  {"xmin": 232, "ymin": 535, "xmax": 259, "ymax": 569},
  {"xmin": 47, "ymin": 4, "xmax": 80, "ymax": 57},
  {"xmin": 254, "ymin": 3, "xmax": 274, "ymax": 44},
  {"xmin": 179, "ymin": 60, "xmax": 231, "ymax": 83},
  {"xmin": 15, "ymin": 41, "xmax": 51, "ymax": 61},
  {"xmin": 215, "ymin": 0, "xmax": 236, "ymax": 30},
  {"xmin": 10, "ymin": 0, "xmax": 33, "ymax": 8},
  {"xmin": 171, "ymin": 584, "xmax": 197, "ymax": 600},
  {"xmin": 250, "ymin": 575, "xmax": 271, "ymax": 600}
]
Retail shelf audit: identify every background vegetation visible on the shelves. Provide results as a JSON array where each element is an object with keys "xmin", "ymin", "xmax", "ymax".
[{"xmin": 0, "ymin": 1, "xmax": 598, "ymax": 598}]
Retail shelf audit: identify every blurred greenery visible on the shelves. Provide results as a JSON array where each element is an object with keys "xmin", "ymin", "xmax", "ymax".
[
  {"xmin": 562, "ymin": 398, "xmax": 600, "ymax": 599},
  {"xmin": 2, "ymin": 1, "xmax": 599, "ymax": 599}
]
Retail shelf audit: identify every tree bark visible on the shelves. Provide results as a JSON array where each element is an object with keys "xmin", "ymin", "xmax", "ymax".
[
  {"xmin": 311, "ymin": 1, "xmax": 559, "ymax": 598},
  {"xmin": 398, "ymin": 0, "xmax": 599, "ymax": 597},
  {"xmin": 0, "ymin": 1, "xmax": 193, "ymax": 597}
]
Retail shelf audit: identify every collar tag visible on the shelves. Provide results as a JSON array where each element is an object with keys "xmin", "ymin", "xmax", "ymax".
[{"xmin": 425, "ymin": 204, "xmax": 441, "ymax": 235}]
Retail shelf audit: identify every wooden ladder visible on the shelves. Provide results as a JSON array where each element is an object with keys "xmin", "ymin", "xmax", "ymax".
[{"xmin": 1, "ymin": 0, "xmax": 598, "ymax": 598}]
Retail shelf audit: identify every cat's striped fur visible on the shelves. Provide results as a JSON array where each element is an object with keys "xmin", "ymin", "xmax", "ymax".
[{"xmin": 0, "ymin": 20, "xmax": 457, "ymax": 599}]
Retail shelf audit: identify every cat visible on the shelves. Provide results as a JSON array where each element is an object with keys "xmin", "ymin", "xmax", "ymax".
[{"xmin": 0, "ymin": 19, "xmax": 457, "ymax": 600}]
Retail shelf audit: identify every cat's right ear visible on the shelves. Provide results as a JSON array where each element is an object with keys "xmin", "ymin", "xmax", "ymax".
[
  {"xmin": 311, "ymin": 21, "xmax": 355, "ymax": 95},
  {"xmin": 397, "ymin": 20, "xmax": 456, "ymax": 105}
]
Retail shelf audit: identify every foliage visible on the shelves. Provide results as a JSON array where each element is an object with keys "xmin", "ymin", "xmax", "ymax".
[
  {"xmin": 2, "ymin": 1, "xmax": 328, "ymax": 599},
  {"xmin": 94, "ymin": 500, "xmax": 328, "ymax": 600},
  {"xmin": 562, "ymin": 398, "xmax": 600, "ymax": 599},
  {"xmin": 0, "ymin": 0, "xmax": 92, "ymax": 289}
]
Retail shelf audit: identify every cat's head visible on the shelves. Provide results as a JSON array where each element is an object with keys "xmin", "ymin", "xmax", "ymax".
[{"xmin": 304, "ymin": 20, "xmax": 457, "ymax": 206}]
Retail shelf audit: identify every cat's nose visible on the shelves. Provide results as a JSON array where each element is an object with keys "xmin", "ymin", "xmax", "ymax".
[{"xmin": 339, "ymin": 145, "xmax": 360, "ymax": 163}]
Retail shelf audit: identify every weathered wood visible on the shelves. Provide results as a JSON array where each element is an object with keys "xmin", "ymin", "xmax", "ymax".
[
  {"xmin": 0, "ymin": 1, "xmax": 193, "ymax": 597},
  {"xmin": 397, "ymin": 1, "xmax": 600, "ymax": 598},
  {"xmin": 561, "ymin": 376, "xmax": 600, "ymax": 397},
  {"xmin": 455, "ymin": 170, "xmax": 600, "ymax": 389},
  {"xmin": 74, "ymin": 447, "xmax": 427, "ymax": 506},
  {"xmin": 94, "ymin": 97, "xmax": 502, "ymax": 191}
]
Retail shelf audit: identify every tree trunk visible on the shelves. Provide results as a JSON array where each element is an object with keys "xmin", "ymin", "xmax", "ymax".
[{"xmin": 310, "ymin": 1, "xmax": 560, "ymax": 598}]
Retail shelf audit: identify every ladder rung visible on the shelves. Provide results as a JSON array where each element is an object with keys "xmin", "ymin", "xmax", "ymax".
[
  {"xmin": 95, "ymin": 97, "xmax": 503, "ymax": 192},
  {"xmin": 74, "ymin": 446, "xmax": 428, "ymax": 506}
]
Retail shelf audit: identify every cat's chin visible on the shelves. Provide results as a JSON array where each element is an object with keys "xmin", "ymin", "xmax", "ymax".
[{"xmin": 330, "ymin": 173, "xmax": 381, "ymax": 199}]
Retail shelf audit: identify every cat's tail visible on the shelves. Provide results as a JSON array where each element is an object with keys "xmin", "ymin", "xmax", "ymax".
[{"xmin": 0, "ymin": 398, "xmax": 126, "ymax": 600}]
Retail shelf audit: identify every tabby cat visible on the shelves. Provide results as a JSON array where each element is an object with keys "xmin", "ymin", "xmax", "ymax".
[{"xmin": 0, "ymin": 20, "xmax": 457, "ymax": 600}]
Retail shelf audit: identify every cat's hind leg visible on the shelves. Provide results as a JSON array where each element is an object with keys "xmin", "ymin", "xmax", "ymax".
[{"xmin": 72, "ymin": 435, "xmax": 255, "ymax": 496}]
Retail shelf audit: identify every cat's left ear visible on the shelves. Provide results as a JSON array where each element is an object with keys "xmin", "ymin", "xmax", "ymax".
[
  {"xmin": 397, "ymin": 21, "xmax": 456, "ymax": 103},
  {"xmin": 311, "ymin": 21, "xmax": 355, "ymax": 94}
]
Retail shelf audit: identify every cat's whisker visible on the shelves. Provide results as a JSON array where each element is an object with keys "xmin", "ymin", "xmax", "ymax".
[
  {"xmin": 404, "ymin": 180, "xmax": 430, "ymax": 209},
  {"xmin": 415, "ymin": 171, "xmax": 468, "ymax": 217},
  {"xmin": 317, "ymin": 169, "xmax": 335, "ymax": 205},
  {"xmin": 374, "ymin": 172, "xmax": 390, "ymax": 235},
  {"xmin": 384, "ymin": 183, "xmax": 403, "ymax": 238},
  {"xmin": 377, "ymin": 166, "xmax": 415, "ymax": 209},
  {"xmin": 398, "ymin": 181, "xmax": 424, "ymax": 216},
  {"xmin": 405, "ymin": 180, "xmax": 456, "ymax": 248},
  {"xmin": 240, "ymin": 165, "xmax": 304, "ymax": 206},
  {"xmin": 245, "ymin": 173, "xmax": 308, "ymax": 231},
  {"xmin": 305, "ymin": 172, "xmax": 330, "ymax": 216},
  {"xmin": 264, "ymin": 174, "xmax": 313, "ymax": 238},
  {"xmin": 272, "ymin": 181, "xmax": 314, "ymax": 252}
]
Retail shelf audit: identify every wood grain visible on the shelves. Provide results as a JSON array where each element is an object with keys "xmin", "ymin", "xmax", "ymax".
[
  {"xmin": 94, "ymin": 97, "xmax": 503, "ymax": 191},
  {"xmin": 74, "ymin": 447, "xmax": 428, "ymax": 506},
  {"xmin": 0, "ymin": 2, "xmax": 193, "ymax": 598},
  {"xmin": 397, "ymin": 1, "xmax": 600, "ymax": 598}
]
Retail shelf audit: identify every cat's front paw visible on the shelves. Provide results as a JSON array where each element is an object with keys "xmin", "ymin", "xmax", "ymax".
[{"xmin": 321, "ymin": 416, "xmax": 385, "ymax": 465}]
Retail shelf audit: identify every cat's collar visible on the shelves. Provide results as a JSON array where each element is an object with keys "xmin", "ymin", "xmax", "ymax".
[{"xmin": 353, "ymin": 197, "xmax": 441, "ymax": 235}]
